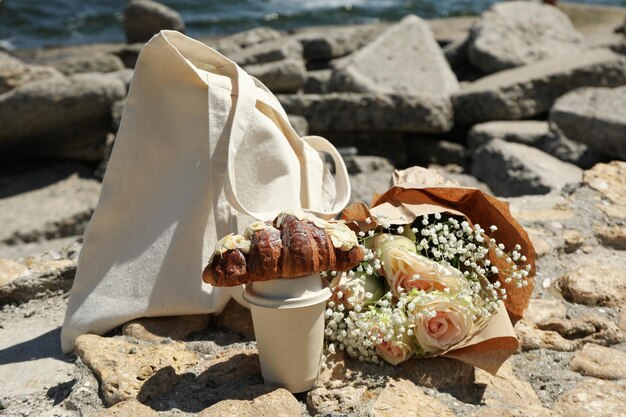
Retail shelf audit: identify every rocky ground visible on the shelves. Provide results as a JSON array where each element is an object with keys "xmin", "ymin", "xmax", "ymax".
[{"xmin": 1, "ymin": 1, "xmax": 626, "ymax": 416}]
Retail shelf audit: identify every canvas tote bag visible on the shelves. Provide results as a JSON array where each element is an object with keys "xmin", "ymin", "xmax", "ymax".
[{"xmin": 61, "ymin": 31, "xmax": 351, "ymax": 353}]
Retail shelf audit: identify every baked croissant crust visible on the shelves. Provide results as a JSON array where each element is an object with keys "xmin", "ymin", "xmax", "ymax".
[{"xmin": 203, "ymin": 213, "xmax": 363, "ymax": 287}]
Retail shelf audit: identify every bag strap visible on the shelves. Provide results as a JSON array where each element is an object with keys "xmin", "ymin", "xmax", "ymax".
[{"xmin": 223, "ymin": 64, "xmax": 350, "ymax": 220}]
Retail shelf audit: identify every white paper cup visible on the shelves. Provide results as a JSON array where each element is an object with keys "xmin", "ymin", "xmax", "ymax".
[{"xmin": 243, "ymin": 273, "xmax": 331, "ymax": 393}]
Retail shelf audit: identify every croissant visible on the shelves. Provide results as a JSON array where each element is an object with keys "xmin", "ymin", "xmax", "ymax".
[{"xmin": 203, "ymin": 212, "xmax": 364, "ymax": 287}]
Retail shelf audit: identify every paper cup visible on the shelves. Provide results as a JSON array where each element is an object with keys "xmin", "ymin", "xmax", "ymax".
[{"xmin": 243, "ymin": 274, "xmax": 331, "ymax": 393}]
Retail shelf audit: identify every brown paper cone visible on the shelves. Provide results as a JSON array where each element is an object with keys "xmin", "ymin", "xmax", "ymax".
[{"xmin": 340, "ymin": 166, "xmax": 536, "ymax": 373}]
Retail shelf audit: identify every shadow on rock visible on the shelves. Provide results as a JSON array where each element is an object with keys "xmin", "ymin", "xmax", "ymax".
[{"xmin": 141, "ymin": 352, "xmax": 268, "ymax": 413}]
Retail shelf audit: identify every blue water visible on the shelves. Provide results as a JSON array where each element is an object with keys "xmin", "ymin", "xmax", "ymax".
[{"xmin": 0, "ymin": 0, "xmax": 624, "ymax": 49}]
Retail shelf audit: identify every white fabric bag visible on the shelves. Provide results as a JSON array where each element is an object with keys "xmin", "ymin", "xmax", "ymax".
[{"xmin": 61, "ymin": 31, "xmax": 351, "ymax": 353}]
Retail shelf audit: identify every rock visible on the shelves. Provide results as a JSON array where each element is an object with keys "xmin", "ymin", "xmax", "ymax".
[
  {"xmin": 563, "ymin": 229, "xmax": 585, "ymax": 253},
  {"xmin": 345, "ymin": 156, "xmax": 394, "ymax": 175},
  {"xmin": 529, "ymin": 233, "xmax": 551, "ymax": 258},
  {"xmin": 468, "ymin": 120, "xmax": 596, "ymax": 167},
  {"xmin": 550, "ymin": 86, "xmax": 626, "ymax": 160},
  {"xmin": 553, "ymin": 379, "xmax": 626, "ymax": 417},
  {"xmin": 406, "ymin": 138, "xmax": 467, "ymax": 167},
  {"xmin": 583, "ymin": 161, "xmax": 626, "ymax": 206},
  {"xmin": 0, "ymin": 168, "xmax": 100, "ymax": 245},
  {"xmin": 287, "ymin": 114, "xmax": 308, "ymax": 137},
  {"xmin": 0, "ymin": 73, "xmax": 126, "ymax": 161},
  {"xmin": 214, "ymin": 27, "xmax": 284, "ymax": 51},
  {"xmin": 114, "ymin": 43, "xmax": 143, "ymax": 68},
  {"xmin": 594, "ymin": 225, "xmax": 626, "ymax": 249},
  {"xmin": 515, "ymin": 321, "xmax": 581, "ymax": 352},
  {"xmin": 278, "ymin": 93, "xmax": 453, "ymax": 134},
  {"xmin": 75, "ymin": 334, "xmax": 198, "ymax": 406},
  {"xmin": 304, "ymin": 69, "xmax": 332, "ymax": 94},
  {"xmin": 525, "ymin": 299, "xmax": 567, "ymax": 326},
  {"xmin": 330, "ymin": 15, "xmax": 458, "ymax": 96},
  {"xmin": 0, "ymin": 258, "xmax": 27, "ymax": 288},
  {"xmin": 122, "ymin": 315, "xmax": 211, "ymax": 342},
  {"xmin": 558, "ymin": 264, "xmax": 626, "ymax": 307},
  {"xmin": 468, "ymin": 121, "xmax": 551, "ymax": 151},
  {"xmin": 474, "ymin": 359, "xmax": 542, "ymax": 409},
  {"xmin": 471, "ymin": 139, "xmax": 582, "ymax": 197},
  {"xmin": 123, "ymin": 0, "xmax": 185, "ymax": 44},
  {"xmin": 198, "ymin": 389, "xmax": 302, "ymax": 417},
  {"xmin": 49, "ymin": 53, "xmax": 125, "ymax": 75},
  {"xmin": 244, "ymin": 59, "xmax": 306, "ymax": 93},
  {"xmin": 537, "ymin": 315, "xmax": 624, "ymax": 346},
  {"xmin": 0, "ymin": 52, "xmax": 62, "ymax": 94},
  {"xmin": 347, "ymin": 156, "xmax": 394, "ymax": 204},
  {"xmin": 467, "ymin": 406, "xmax": 560, "ymax": 417},
  {"xmin": 88, "ymin": 400, "xmax": 159, "ymax": 417},
  {"xmin": 569, "ymin": 343, "xmax": 626, "ymax": 380},
  {"xmin": 372, "ymin": 379, "xmax": 455, "ymax": 417},
  {"xmin": 212, "ymin": 299, "xmax": 255, "ymax": 339},
  {"xmin": 453, "ymin": 49, "xmax": 626, "ymax": 125},
  {"xmin": 0, "ymin": 236, "xmax": 78, "ymax": 261},
  {"xmin": 443, "ymin": 36, "xmax": 470, "ymax": 69},
  {"xmin": 398, "ymin": 357, "xmax": 475, "ymax": 388},
  {"xmin": 229, "ymin": 38, "xmax": 302, "ymax": 66},
  {"xmin": 0, "ymin": 256, "xmax": 77, "ymax": 304},
  {"xmin": 297, "ymin": 25, "xmax": 383, "ymax": 61},
  {"xmin": 192, "ymin": 346, "xmax": 265, "ymax": 405},
  {"xmin": 468, "ymin": 2, "xmax": 585, "ymax": 73},
  {"xmin": 107, "ymin": 69, "xmax": 134, "ymax": 92}
]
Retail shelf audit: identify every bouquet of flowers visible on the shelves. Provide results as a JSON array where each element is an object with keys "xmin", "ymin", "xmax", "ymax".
[{"xmin": 322, "ymin": 167, "xmax": 536, "ymax": 370}]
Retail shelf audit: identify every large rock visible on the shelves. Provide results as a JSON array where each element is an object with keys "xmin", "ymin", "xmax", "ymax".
[
  {"xmin": 124, "ymin": 0, "xmax": 185, "ymax": 44},
  {"xmin": 0, "ymin": 166, "xmax": 100, "ymax": 246},
  {"xmin": 347, "ymin": 156, "xmax": 394, "ymax": 204},
  {"xmin": 471, "ymin": 139, "xmax": 582, "ymax": 196},
  {"xmin": 122, "ymin": 315, "xmax": 211, "ymax": 342},
  {"xmin": 0, "ymin": 258, "xmax": 28, "ymax": 288},
  {"xmin": 75, "ymin": 334, "xmax": 198, "ymax": 406},
  {"xmin": 0, "ymin": 73, "xmax": 126, "ymax": 161},
  {"xmin": 474, "ymin": 359, "xmax": 542, "ymax": 409},
  {"xmin": 198, "ymin": 389, "xmax": 302, "ymax": 417},
  {"xmin": 89, "ymin": 400, "xmax": 159, "ymax": 417},
  {"xmin": 0, "ymin": 253, "xmax": 78, "ymax": 304},
  {"xmin": 468, "ymin": 2, "xmax": 585, "ymax": 73},
  {"xmin": 583, "ymin": 161, "xmax": 626, "ymax": 206},
  {"xmin": 244, "ymin": 59, "xmax": 306, "ymax": 93},
  {"xmin": 558, "ymin": 264, "xmax": 626, "ymax": 307},
  {"xmin": 550, "ymin": 86, "xmax": 626, "ymax": 160},
  {"xmin": 213, "ymin": 27, "xmax": 284, "ymax": 54},
  {"xmin": 468, "ymin": 120, "xmax": 598, "ymax": 167},
  {"xmin": 468, "ymin": 121, "xmax": 551, "ymax": 151},
  {"xmin": 372, "ymin": 379, "xmax": 455, "ymax": 417},
  {"xmin": 453, "ymin": 49, "xmax": 626, "ymax": 125},
  {"xmin": 330, "ymin": 15, "xmax": 458, "ymax": 96},
  {"xmin": 49, "ymin": 53, "xmax": 126, "ymax": 75},
  {"xmin": 553, "ymin": 379, "xmax": 626, "ymax": 417},
  {"xmin": 229, "ymin": 38, "xmax": 303, "ymax": 66},
  {"xmin": 297, "ymin": 24, "xmax": 384, "ymax": 61},
  {"xmin": 0, "ymin": 52, "xmax": 61, "ymax": 94},
  {"xmin": 569, "ymin": 343, "xmax": 626, "ymax": 380},
  {"xmin": 278, "ymin": 93, "xmax": 453, "ymax": 133}
]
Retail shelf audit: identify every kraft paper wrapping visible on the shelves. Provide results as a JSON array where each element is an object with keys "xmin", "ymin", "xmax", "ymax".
[{"xmin": 341, "ymin": 167, "xmax": 536, "ymax": 373}]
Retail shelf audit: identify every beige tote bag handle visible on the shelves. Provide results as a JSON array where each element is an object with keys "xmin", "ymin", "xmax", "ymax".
[{"xmin": 223, "ymin": 64, "xmax": 350, "ymax": 220}]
